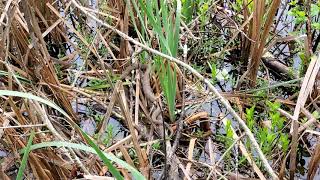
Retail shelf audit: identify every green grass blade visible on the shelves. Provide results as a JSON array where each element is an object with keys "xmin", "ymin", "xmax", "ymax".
[
  {"xmin": 167, "ymin": 63, "xmax": 176, "ymax": 121},
  {"xmin": 172, "ymin": 0, "xmax": 181, "ymax": 57},
  {"xmin": 20, "ymin": 141, "xmax": 146, "ymax": 179},
  {"xmin": 160, "ymin": 0, "xmax": 169, "ymax": 40},
  {"xmin": 138, "ymin": 0, "xmax": 171, "ymax": 55},
  {"xmin": 155, "ymin": 59, "xmax": 176, "ymax": 122},
  {"xmin": 126, "ymin": 0, "xmax": 149, "ymax": 44},
  {"xmin": 80, "ymin": 129, "xmax": 124, "ymax": 180},
  {"xmin": 0, "ymin": 90, "xmax": 71, "ymax": 119},
  {"xmin": 16, "ymin": 130, "xmax": 35, "ymax": 180}
]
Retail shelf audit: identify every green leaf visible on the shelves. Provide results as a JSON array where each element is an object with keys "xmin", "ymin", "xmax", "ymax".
[
  {"xmin": 152, "ymin": 141, "xmax": 161, "ymax": 150},
  {"xmin": 156, "ymin": 58, "xmax": 176, "ymax": 122},
  {"xmin": 17, "ymin": 130, "xmax": 35, "ymax": 180},
  {"xmin": 287, "ymin": 10, "xmax": 295, "ymax": 17},
  {"xmin": 280, "ymin": 133, "xmax": 289, "ymax": 152},
  {"xmin": 138, "ymin": 0, "xmax": 171, "ymax": 55},
  {"xmin": 295, "ymin": 15, "xmax": 307, "ymax": 24},
  {"xmin": 208, "ymin": 61, "xmax": 217, "ymax": 82},
  {"xmin": 245, "ymin": 105, "xmax": 255, "ymax": 131},
  {"xmin": 296, "ymin": 11, "xmax": 306, "ymax": 17},
  {"xmin": 267, "ymin": 101, "xmax": 281, "ymax": 112},
  {"xmin": 267, "ymin": 133, "xmax": 276, "ymax": 144}
]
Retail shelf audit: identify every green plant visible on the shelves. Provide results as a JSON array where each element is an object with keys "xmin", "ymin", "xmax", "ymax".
[
  {"xmin": 0, "ymin": 70, "xmax": 31, "ymax": 84},
  {"xmin": 225, "ymin": 120, "xmax": 234, "ymax": 148},
  {"xmin": 155, "ymin": 58, "xmax": 177, "ymax": 121},
  {"xmin": 208, "ymin": 61, "xmax": 217, "ymax": 84},
  {"xmin": 87, "ymin": 79, "xmax": 110, "ymax": 89},
  {"xmin": 128, "ymin": 0, "xmax": 182, "ymax": 122},
  {"xmin": 245, "ymin": 105, "xmax": 255, "ymax": 131},
  {"xmin": 244, "ymin": 105, "xmax": 256, "ymax": 152},
  {"xmin": 17, "ymin": 130, "xmax": 35, "ymax": 180},
  {"xmin": 255, "ymin": 78, "xmax": 269, "ymax": 98},
  {"xmin": 258, "ymin": 127, "xmax": 277, "ymax": 155},
  {"xmin": 288, "ymin": 1, "xmax": 320, "ymax": 73},
  {"xmin": 198, "ymin": 1, "xmax": 210, "ymax": 28},
  {"xmin": 94, "ymin": 123, "xmax": 114, "ymax": 147},
  {"xmin": 152, "ymin": 141, "xmax": 161, "ymax": 150},
  {"xmin": 219, "ymin": 119, "xmax": 235, "ymax": 163},
  {"xmin": 216, "ymin": 68, "xmax": 229, "ymax": 82},
  {"xmin": 288, "ymin": 4, "xmax": 307, "ymax": 24},
  {"xmin": 312, "ymin": 111, "xmax": 320, "ymax": 120},
  {"xmin": 94, "ymin": 114, "xmax": 104, "ymax": 122},
  {"xmin": 243, "ymin": 101, "xmax": 290, "ymax": 160},
  {"xmin": 194, "ymin": 129, "xmax": 204, "ymax": 137},
  {"xmin": 279, "ymin": 133, "xmax": 289, "ymax": 152},
  {"xmin": 103, "ymin": 125, "xmax": 114, "ymax": 146},
  {"xmin": 288, "ymin": 1, "xmax": 320, "ymax": 26},
  {"xmin": 87, "ymin": 75, "xmax": 122, "ymax": 90},
  {"xmin": 267, "ymin": 101, "xmax": 285, "ymax": 131},
  {"xmin": 231, "ymin": 0, "xmax": 244, "ymax": 12},
  {"xmin": 181, "ymin": 0, "xmax": 194, "ymax": 23}
]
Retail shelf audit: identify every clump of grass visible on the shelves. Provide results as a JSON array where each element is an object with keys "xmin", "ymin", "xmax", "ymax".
[
  {"xmin": 128, "ymin": 0, "xmax": 182, "ymax": 121},
  {"xmin": 155, "ymin": 57, "xmax": 177, "ymax": 121}
]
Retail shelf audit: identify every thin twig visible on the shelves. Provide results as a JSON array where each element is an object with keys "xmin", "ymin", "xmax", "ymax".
[{"xmin": 0, "ymin": 124, "xmax": 47, "ymax": 129}]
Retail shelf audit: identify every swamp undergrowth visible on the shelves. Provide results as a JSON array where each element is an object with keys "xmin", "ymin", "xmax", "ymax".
[{"xmin": 1, "ymin": 0, "xmax": 320, "ymax": 179}]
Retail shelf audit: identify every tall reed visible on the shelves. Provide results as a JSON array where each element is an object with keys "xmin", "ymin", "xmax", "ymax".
[{"xmin": 243, "ymin": 0, "xmax": 281, "ymax": 86}]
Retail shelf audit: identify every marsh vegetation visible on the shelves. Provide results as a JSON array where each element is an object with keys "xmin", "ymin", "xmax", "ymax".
[{"xmin": 0, "ymin": 0, "xmax": 320, "ymax": 179}]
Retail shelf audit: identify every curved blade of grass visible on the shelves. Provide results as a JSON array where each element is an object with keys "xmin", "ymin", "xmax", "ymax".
[
  {"xmin": 20, "ymin": 141, "xmax": 146, "ymax": 179},
  {"xmin": 0, "ymin": 90, "xmax": 71, "ymax": 119},
  {"xmin": 16, "ymin": 130, "xmax": 35, "ymax": 180},
  {"xmin": 80, "ymin": 128, "xmax": 124, "ymax": 180}
]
